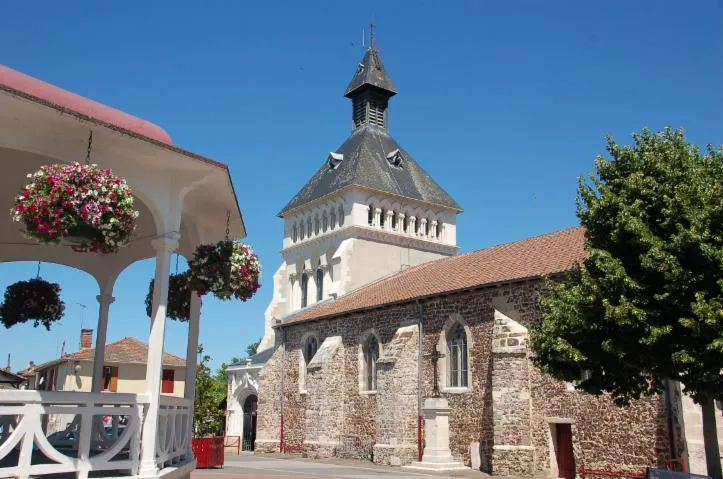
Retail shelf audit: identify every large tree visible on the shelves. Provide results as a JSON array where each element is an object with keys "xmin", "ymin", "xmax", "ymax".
[{"xmin": 530, "ymin": 128, "xmax": 722, "ymax": 478}]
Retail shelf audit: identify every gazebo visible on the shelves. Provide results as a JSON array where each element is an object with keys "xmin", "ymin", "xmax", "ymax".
[{"xmin": 0, "ymin": 64, "xmax": 246, "ymax": 479}]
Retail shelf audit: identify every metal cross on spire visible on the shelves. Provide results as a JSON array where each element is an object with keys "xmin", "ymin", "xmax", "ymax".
[{"xmin": 369, "ymin": 20, "xmax": 376, "ymax": 48}]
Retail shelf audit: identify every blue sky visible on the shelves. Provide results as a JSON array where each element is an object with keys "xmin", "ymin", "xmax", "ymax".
[{"xmin": 0, "ymin": 1, "xmax": 721, "ymax": 372}]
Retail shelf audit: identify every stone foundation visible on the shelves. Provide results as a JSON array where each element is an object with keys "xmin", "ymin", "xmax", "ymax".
[
  {"xmin": 491, "ymin": 445, "xmax": 534, "ymax": 476},
  {"xmin": 373, "ymin": 443, "xmax": 418, "ymax": 466},
  {"xmin": 302, "ymin": 440, "xmax": 338, "ymax": 459},
  {"xmin": 254, "ymin": 439, "xmax": 280, "ymax": 454}
]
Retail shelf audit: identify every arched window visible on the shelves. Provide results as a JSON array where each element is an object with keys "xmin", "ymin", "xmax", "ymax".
[
  {"xmin": 304, "ymin": 336, "xmax": 318, "ymax": 365},
  {"xmin": 330, "ymin": 210, "xmax": 337, "ymax": 229},
  {"xmin": 306, "ymin": 218, "xmax": 312, "ymax": 238},
  {"xmin": 379, "ymin": 208, "xmax": 385, "ymax": 228},
  {"xmin": 414, "ymin": 218, "xmax": 420, "ymax": 235},
  {"xmin": 301, "ymin": 273, "xmax": 309, "ymax": 308},
  {"xmin": 391, "ymin": 211, "xmax": 397, "ymax": 231},
  {"xmin": 362, "ymin": 335, "xmax": 379, "ymax": 391},
  {"xmin": 314, "ymin": 215, "xmax": 320, "ymax": 235},
  {"xmin": 448, "ymin": 323, "xmax": 468, "ymax": 388},
  {"xmin": 338, "ymin": 204, "xmax": 345, "ymax": 226},
  {"xmin": 437, "ymin": 221, "xmax": 443, "ymax": 240},
  {"xmin": 316, "ymin": 265, "xmax": 324, "ymax": 302},
  {"xmin": 299, "ymin": 221, "xmax": 305, "ymax": 240},
  {"xmin": 292, "ymin": 223, "xmax": 298, "ymax": 242},
  {"xmin": 368, "ymin": 204, "xmax": 374, "ymax": 225},
  {"xmin": 322, "ymin": 212, "xmax": 328, "ymax": 232},
  {"xmin": 402, "ymin": 214, "xmax": 408, "ymax": 233}
]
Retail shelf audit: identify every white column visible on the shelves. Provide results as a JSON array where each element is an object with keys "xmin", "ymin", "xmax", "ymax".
[
  {"xmin": 431, "ymin": 220, "xmax": 438, "ymax": 240},
  {"xmin": 374, "ymin": 207, "xmax": 382, "ymax": 227},
  {"xmin": 139, "ymin": 234, "xmax": 179, "ymax": 477},
  {"xmin": 420, "ymin": 218, "xmax": 428, "ymax": 237},
  {"xmin": 184, "ymin": 292, "xmax": 201, "ymax": 459},
  {"xmin": 385, "ymin": 210, "xmax": 394, "ymax": 231},
  {"xmin": 398, "ymin": 213, "xmax": 406, "ymax": 233},
  {"xmin": 409, "ymin": 216, "xmax": 417, "ymax": 236},
  {"xmin": 91, "ymin": 293, "xmax": 115, "ymax": 392}
]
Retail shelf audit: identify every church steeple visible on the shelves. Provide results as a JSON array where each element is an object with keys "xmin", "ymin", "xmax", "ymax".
[{"xmin": 344, "ymin": 31, "xmax": 396, "ymax": 131}]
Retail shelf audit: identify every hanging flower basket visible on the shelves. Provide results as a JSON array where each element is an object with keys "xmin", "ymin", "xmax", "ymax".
[
  {"xmin": 0, "ymin": 278, "xmax": 65, "ymax": 330},
  {"xmin": 188, "ymin": 240, "xmax": 261, "ymax": 301},
  {"xmin": 11, "ymin": 163, "xmax": 139, "ymax": 253},
  {"xmin": 145, "ymin": 272, "xmax": 192, "ymax": 322}
]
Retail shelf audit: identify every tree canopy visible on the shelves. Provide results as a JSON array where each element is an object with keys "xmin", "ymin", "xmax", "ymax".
[{"xmin": 530, "ymin": 127, "xmax": 722, "ymax": 476}]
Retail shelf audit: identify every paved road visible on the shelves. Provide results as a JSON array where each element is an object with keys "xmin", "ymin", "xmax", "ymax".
[{"xmin": 192, "ymin": 455, "xmax": 484, "ymax": 479}]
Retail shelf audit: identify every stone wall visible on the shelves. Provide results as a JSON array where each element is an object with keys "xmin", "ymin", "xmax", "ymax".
[{"xmin": 255, "ymin": 279, "xmax": 673, "ymax": 475}]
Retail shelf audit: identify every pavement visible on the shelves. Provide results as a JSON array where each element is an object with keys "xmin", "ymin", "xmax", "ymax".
[{"xmin": 192, "ymin": 453, "xmax": 489, "ymax": 479}]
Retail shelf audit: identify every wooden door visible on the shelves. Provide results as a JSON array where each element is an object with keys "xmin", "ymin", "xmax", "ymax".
[{"xmin": 555, "ymin": 424, "xmax": 575, "ymax": 479}]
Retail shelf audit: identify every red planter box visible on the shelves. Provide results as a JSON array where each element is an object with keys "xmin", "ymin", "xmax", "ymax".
[{"xmin": 192, "ymin": 436, "xmax": 224, "ymax": 468}]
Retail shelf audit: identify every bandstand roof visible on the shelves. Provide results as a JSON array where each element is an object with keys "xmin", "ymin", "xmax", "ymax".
[{"xmin": 0, "ymin": 64, "xmax": 246, "ymax": 290}]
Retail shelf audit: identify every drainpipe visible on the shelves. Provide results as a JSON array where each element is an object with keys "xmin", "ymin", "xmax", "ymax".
[
  {"xmin": 416, "ymin": 299, "xmax": 424, "ymax": 462},
  {"xmin": 663, "ymin": 380, "xmax": 678, "ymax": 467},
  {"xmin": 279, "ymin": 324, "xmax": 286, "ymax": 453}
]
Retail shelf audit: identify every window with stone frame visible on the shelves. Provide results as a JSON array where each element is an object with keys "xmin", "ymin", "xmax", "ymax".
[
  {"xmin": 316, "ymin": 264, "xmax": 324, "ymax": 302},
  {"xmin": 338, "ymin": 204, "xmax": 345, "ymax": 226},
  {"xmin": 436, "ymin": 221, "xmax": 443, "ymax": 240},
  {"xmin": 367, "ymin": 204, "xmax": 374, "ymax": 226},
  {"xmin": 391, "ymin": 211, "xmax": 397, "ymax": 230},
  {"xmin": 299, "ymin": 221, "xmax": 305, "ymax": 240},
  {"xmin": 379, "ymin": 208, "xmax": 386, "ymax": 228},
  {"xmin": 301, "ymin": 272, "xmax": 309, "ymax": 308},
  {"xmin": 330, "ymin": 210, "xmax": 337, "ymax": 229},
  {"xmin": 304, "ymin": 336, "xmax": 318, "ymax": 365},
  {"xmin": 448, "ymin": 323, "xmax": 468, "ymax": 388},
  {"xmin": 322, "ymin": 212, "xmax": 328, "ymax": 232},
  {"xmin": 362, "ymin": 335, "xmax": 379, "ymax": 392},
  {"xmin": 314, "ymin": 215, "xmax": 320, "ymax": 235},
  {"xmin": 292, "ymin": 223, "xmax": 298, "ymax": 242},
  {"xmin": 307, "ymin": 218, "xmax": 312, "ymax": 237},
  {"xmin": 402, "ymin": 214, "xmax": 408, "ymax": 233}
]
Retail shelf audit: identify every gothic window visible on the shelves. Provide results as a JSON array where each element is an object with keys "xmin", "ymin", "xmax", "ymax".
[
  {"xmin": 362, "ymin": 335, "xmax": 379, "ymax": 391},
  {"xmin": 292, "ymin": 223, "xmax": 298, "ymax": 242},
  {"xmin": 368, "ymin": 204, "xmax": 374, "ymax": 226},
  {"xmin": 304, "ymin": 336, "xmax": 318, "ymax": 365},
  {"xmin": 391, "ymin": 211, "xmax": 397, "ymax": 231},
  {"xmin": 379, "ymin": 209, "xmax": 385, "ymax": 228},
  {"xmin": 330, "ymin": 210, "xmax": 337, "ymax": 229},
  {"xmin": 301, "ymin": 273, "xmax": 309, "ymax": 308},
  {"xmin": 314, "ymin": 215, "xmax": 320, "ymax": 235},
  {"xmin": 316, "ymin": 265, "xmax": 324, "ymax": 302},
  {"xmin": 448, "ymin": 323, "xmax": 468, "ymax": 388},
  {"xmin": 322, "ymin": 212, "xmax": 328, "ymax": 232},
  {"xmin": 338, "ymin": 204, "xmax": 345, "ymax": 226}
]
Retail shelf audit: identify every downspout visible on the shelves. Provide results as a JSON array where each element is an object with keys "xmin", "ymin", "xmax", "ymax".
[
  {"xmin": 279, "ymin": 324, "xmax": 286, "ymax": 453},
  {"xmin": 416, "ymin": 299, "xmax": 424, "ymax": 462},
  {"xmin": 663, "ymin": 380, "xmax": 678, "ymax": 467}
]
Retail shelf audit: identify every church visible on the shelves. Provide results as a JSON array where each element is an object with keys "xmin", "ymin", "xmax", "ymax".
[{"xmin": 225, "ymin": 39, "xmax": 713, "ymax": 476}]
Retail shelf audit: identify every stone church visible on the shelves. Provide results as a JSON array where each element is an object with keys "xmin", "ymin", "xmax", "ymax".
[{"xmin": 226, "ymin": 40, "xmax": 719, "ymax": 476}]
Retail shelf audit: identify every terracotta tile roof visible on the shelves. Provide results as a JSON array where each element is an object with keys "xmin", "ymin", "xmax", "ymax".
[
  {"xmin": 62, "ymin": 337, "xmax": 186, "ymax": 368},
  {"xmin": 285, "ymin": 226, "xmax": 587, "ymax": 325}
]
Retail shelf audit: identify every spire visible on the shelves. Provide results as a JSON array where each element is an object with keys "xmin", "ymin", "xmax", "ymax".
[{"xmin": 344, "ymin": 26, "xmax": 396, "ymax": 131}]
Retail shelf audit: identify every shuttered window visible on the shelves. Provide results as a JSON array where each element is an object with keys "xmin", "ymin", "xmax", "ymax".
[{"xmin": 162, "ymin": 369, "xmax": 175, "ymax": 394}]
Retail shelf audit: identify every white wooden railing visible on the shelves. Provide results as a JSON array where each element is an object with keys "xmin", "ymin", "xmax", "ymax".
[
  {"xmin": 0, "ymin": 390, "xmax": 193, "ymax": 479},
  {"xmin": 156, "ymin": 395, "xmax": 192, "ymax": 469}
]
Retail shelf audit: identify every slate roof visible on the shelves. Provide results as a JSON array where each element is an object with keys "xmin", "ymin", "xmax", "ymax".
[
  {"xmin": 228, "ymin": 347, "xmax": 274, "ymax": 369},
  {"xmin": 279, "ymin": 125, "xmax": 462, "ymax": 215},
  {"xmin": 283, "ymin": 226, "xmax": 587, "ymax": 325},
  {"xmin": 344, "ymin": 46, "xmax": 396, "ymax": 97},
  {"xmin": 36, "ymin": 337, "xmax": 186, "ymax": 369}
]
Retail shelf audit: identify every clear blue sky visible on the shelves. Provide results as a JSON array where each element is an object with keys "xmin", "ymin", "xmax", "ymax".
[{"xmin": 0, "ymin": 1, "xmax": 720, "ymax": 372}]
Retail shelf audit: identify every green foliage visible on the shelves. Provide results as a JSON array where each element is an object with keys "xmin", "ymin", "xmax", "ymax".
[
  {"xmin": 531, "ymin": 128, "xmax": 723, "ymax": 405},
  {"xmin": 246, "ymin": 338, "xmax": 261, "ymax": 358},
  {"xmin": 193, "ymin": 347, "xmax": 225, "ymax": 437}
]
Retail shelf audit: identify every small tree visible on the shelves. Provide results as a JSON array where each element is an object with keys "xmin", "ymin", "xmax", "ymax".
[
  {"xmin": 246, "ymin": 338, "xmax": 261, "ymax": 357},
  {"xmin": 530, "ymin": 128, "xmax": 722, "ymax": 478},
  {"xmin": 194, "ymin": 347, "xmax": 225, "ymax": 437}
]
